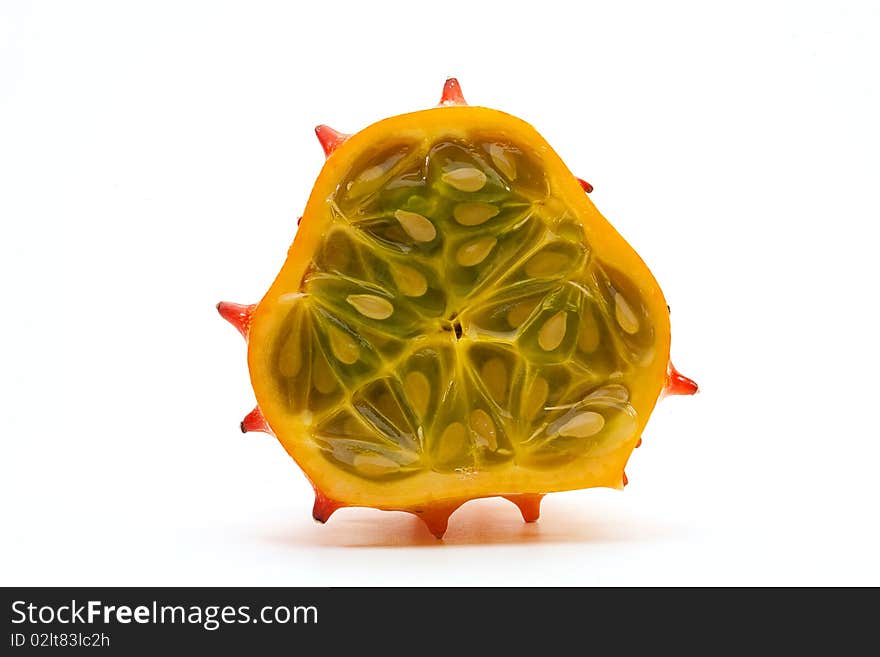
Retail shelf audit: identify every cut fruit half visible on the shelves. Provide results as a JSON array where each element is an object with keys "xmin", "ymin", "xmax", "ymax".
[{"xmin": 219, "ymin": 78, "xmax": 696, "ymax": 538}]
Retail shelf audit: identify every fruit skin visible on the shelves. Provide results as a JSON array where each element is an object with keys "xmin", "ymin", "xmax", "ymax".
[{"xmin": 219, "ymin": 79, "xmax": 696, "ymax": 538}]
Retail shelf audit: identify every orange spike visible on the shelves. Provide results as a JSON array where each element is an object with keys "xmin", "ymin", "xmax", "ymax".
[
  {"xmin": 504, "ymin": 494, "xmax": 544, "ymax": 523},
  {"xmin": 576, "ymin": 177, "xmax": 593, "ymax": 193},
  {"xmin": 312, "ymin": 489, "xmax": 343, "ymax": 523},
  {"xmin": 240, "ymin": 406, "xmax": 272, "ymax": 435},
  {"xmin": 411, "ymin": 501, "xmax": 464, "ymax": 539},
  {"xmin": 622, "ymin": 471, "xmax": 629, "ymax": 487},
  {"xmin": 439, "ymin": 77, "xmax": 467, "ymax": 106},
  {"xmin": 665, "ymin": 362, "xmax": 699, "ymax": 396},
  {"xmin": 314, "ymin": 124, "xmax": 349, "ymax": 158},
  {"xmin": 635, "ymin": 437, "xmax": 643, "ymax": 448},
  {"xmin": 216, "ymin": 302, "xmax": 256, "ymax": 341}
]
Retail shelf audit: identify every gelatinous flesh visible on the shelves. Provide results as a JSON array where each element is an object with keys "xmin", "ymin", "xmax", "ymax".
[{"xmin": 259, "ymin": 133, "xmax": 658, "ymax": 484}]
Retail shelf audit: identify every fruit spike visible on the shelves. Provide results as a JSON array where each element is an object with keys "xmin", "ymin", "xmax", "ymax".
[
  {"xmin": 216, "ymin": 301, "xmax": 256, "ymax": 341},
  {"xmin": 411, "ymin": 501, "xmax": 465, "ymax": 539},
  {"xmin": 312, "ymin": 488, "xmax": 344, "ymax": 523},
  {"xmin": 218, "ymin": 78, "xmax": 698, "ymax": 539},
  {"xmin": 314, "ymin": 124, "xmax": 349, "ymax": 158},
  {"xmin": 503, "ymin": 494, "xmax": 544, "ymax": 523},
  {"xmin": 439, "ymin": 77, "xmax": 467, "ymax": 106},
  {"xmin": 240, "ymin": 406, "xmax": 272, "ymax": 435},
  {"xmin": 576, "ymin": 177, "xmax": 594, "ymax": 193},
  {"xmin": 665, "ymin": 362, "xmax": 699, "ymax": 396}
]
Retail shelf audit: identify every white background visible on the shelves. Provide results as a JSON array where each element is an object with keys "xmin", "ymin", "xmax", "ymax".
[{"xmin": 2, "ymin": 0, "xmax": 878, "ymax": 586}]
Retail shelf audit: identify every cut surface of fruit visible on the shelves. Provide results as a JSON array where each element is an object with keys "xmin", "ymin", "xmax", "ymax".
[{"xmin": 221, "ymin": 79, "xmax": 695, "ymax": 537}]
